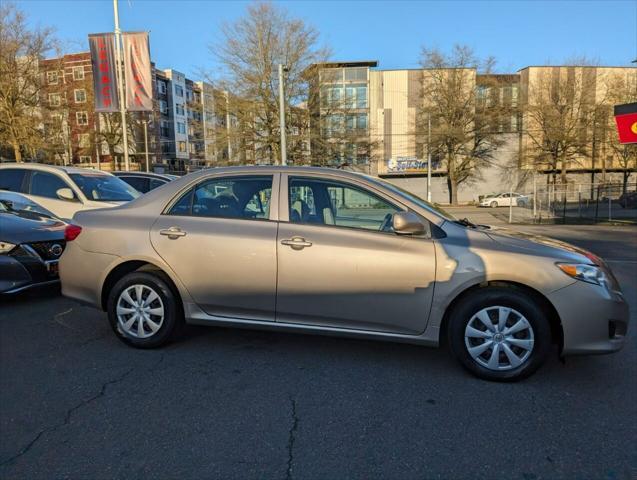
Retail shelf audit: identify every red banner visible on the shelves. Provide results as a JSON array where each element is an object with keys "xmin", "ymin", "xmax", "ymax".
[
  {"xmin": 614, "ymin": 103, "xmax": 637, "ymax": 144},
  {"xmin": 122, "ymin": 32, "xmax": 153, "ymax": 112},
  {"xmin": 88, "ymin": 33, "xmax": 119, "ymax": 112}
]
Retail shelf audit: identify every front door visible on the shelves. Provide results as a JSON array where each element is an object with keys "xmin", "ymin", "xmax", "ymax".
[
  {"xmin": 150, "ymin": 174, "xmax": 279, "ymax": 321},
  {"xmin": 276, "ymin": 175, "xmax": 436, "ymax": 335}
]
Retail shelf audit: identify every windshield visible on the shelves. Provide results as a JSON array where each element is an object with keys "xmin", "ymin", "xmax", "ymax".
[
  {"xmin": 368, "ymin": 176, "xmax": 457, "ymax": 221},
  {"xmin": 69, "ymin": 173, "xmax": 141, "ymax": 202}
]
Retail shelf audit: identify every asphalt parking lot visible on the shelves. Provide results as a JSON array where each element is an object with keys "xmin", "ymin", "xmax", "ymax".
[{"xmin": 1, "ymin": 223, "xmax": 636, "ymax": 480}]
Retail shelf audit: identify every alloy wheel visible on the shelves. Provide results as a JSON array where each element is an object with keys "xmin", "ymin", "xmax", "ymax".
[
  {"xmin": 116, "ymin": 284, "xmax": 165, "ymax": 339},
  {"xmin": 464, "ymin": 306, "xmax": 535, "ymax": 371}
]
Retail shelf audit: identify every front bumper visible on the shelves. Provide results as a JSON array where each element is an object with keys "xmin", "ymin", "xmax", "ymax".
[
  {"xmin": 548, "ymin": 280, "xmax": 630, "ymax": 355},
  {"xmin": 0, "ymin": 253, "xmax": 59, "ymax": 294}
]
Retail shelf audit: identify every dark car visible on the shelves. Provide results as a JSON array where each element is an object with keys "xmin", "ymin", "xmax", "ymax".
[
  {"xmin": 112, "ymin": 171, "xmax": 178, "ymax": 194},
  {"xmin": 618, "ymin": 191, "xmax": 637, "ymax": 209},
  {"xmin": 0, "ymin": 198, "xmax": 67, "ymax": 294}
]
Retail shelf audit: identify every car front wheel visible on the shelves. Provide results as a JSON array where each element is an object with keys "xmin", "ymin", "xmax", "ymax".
[
  {"xmin": 447, "ymin": 287, "xmax": 551, "ymax": 381},
  {"xmin": 107, "ymin": 271, "xmax": 182, "ymax": 348},
  {"xmin": 490, "ymin": 201, "xmax": 498, "ymax": 208}
]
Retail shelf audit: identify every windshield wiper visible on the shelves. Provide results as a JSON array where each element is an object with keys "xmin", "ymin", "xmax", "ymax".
[{"xmin": 454, "ymin": 217, "xmax": 491, "ymax": 229}]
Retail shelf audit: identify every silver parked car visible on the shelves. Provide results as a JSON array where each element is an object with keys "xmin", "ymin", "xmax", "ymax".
[{"xmin": 60, "ymin": 167, "xmax": 629, "ymax": 381}]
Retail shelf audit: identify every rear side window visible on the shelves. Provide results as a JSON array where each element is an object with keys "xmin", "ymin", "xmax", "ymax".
[
  {"xmin": 0, "ymin": 169, "xmax": 27, "ymax": 192},
  {"xmin": 30, "ymin": 172, "xmax": 69, "ymax": 199},
  {"xmin": 167, "ymin": 175, "xmax": 272, "ymax": 220}
]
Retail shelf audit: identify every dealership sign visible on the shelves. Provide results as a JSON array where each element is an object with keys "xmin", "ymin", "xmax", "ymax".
[
  {"xmin": 88, "ymin": 33, "xmax": 119, "ymax": 112},
  {"xmin": 614, "ymin": 102, "xmax": 637, "ymax": 144},
  {"xmin": 386, "ymin": 156, "xmax": 440, "ymax": 173}
]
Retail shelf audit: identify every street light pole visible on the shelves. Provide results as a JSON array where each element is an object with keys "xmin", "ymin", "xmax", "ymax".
[
  {"xmin": 278, "ymin": 64, "xmax": 287, "ymax": 166},
  {"xmin": 427, "ymin": 113, "xmax": 432, "ymax": 203},
  {"xmin": 113, "ymin": 0, "xmax": 130, "ymax": 171}
]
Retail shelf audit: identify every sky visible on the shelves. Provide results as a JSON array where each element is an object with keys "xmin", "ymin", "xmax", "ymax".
[{"xmin": 16, "ymin": 0, "xmax": 637, "ymax": 79}]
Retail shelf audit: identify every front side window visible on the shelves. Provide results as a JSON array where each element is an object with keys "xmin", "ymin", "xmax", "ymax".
[
  {"xmin": 69, "ymin": 173, "xmax": 140, "ymax": 201},
  {"xmin": 30, "ymin": 172, "xmax": 69, "ymax": 199},
  {"xmin": 168, "ymin": 175, "xmax": 272, "ymax": 221},
  {"xmin": 288, "ymin": 177, "xmax": 400, "ymax": 232}
]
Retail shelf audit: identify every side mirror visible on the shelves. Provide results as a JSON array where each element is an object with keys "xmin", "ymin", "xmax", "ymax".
[
  {"xmin": 56, "ymin": 187, "xmax": 77, "ymax": 202},
  {"xmin": 392, "ymin": 211, "xmax": 426, "ymax": 235}
]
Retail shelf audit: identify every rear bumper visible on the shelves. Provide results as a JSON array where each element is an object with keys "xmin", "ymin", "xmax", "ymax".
[
  {"xmin": 59, "ymin": 243, "xmax": 118, "ymax": 308},
  {"xmin": 548, "ymin": 281, "xmax": 630, "ymax": 355}
]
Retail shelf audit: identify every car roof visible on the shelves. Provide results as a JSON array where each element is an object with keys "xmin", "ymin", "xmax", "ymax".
[
  {"xmin": 0, "ymin": 162, "xmax": 114, "ymax": 176},
  {"xmin": 112, "ymin": 171, "xmax": 174, "ymax": 179}
]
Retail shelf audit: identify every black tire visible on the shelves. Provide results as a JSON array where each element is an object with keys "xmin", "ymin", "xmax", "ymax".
[
  {"xmin": 447, "ymin": 287, "xmax": 551, "ymax": 382},
  {"xmin": 107, "ymin": 271, "xmax": 183, "ymax": 349},
  {"xmin": 490, "ymin": 201, "xmax": 498, "ymax": 208}
]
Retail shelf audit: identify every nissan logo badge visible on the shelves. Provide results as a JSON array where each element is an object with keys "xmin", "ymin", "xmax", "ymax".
[{"xmin": 50, "ymin": 244, "xmax": 63, "ymax": 257}]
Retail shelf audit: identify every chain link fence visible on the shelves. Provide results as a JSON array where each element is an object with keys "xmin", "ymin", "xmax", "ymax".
[{"xmin": 488, "ymin": 182, "xmax": 637, "ymax": 224}]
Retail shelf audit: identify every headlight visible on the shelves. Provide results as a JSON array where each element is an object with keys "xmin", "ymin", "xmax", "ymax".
[
  {"xmin": 557, "ymin": 263, "xmax": 607, "ymax": 286},
  {"xmin": 0, "ymin": 241, "xmax": 16, "ymax": 254}
]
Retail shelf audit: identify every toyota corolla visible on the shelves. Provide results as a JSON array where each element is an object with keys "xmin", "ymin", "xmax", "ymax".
[{"xmin": 59, "ymin": 167, "xmax": 629, "ymax": 381}]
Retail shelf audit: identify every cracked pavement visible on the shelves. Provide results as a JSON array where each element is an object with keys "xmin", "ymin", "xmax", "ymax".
[{"xmin": 1, "ymin": 225, "xmax": 636, "ymax": 479}]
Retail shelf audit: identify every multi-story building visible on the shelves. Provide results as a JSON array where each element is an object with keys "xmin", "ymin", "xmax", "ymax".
[
  {"xmin": 307, "ymin": 61, "xmax": 635, "ymax": 202},
  {"xmin": 39, "ymin": 52, "xmax": 97, "ymax": 165}
]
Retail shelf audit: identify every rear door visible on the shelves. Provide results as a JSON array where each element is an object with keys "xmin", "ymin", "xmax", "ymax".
[
  {"xmin": 276, "ymin": 174, "xmax": 436, "ymax": 335},
  {"xmin": 150, "ymin": 173, "xmax": 279, "ymax": 321}
]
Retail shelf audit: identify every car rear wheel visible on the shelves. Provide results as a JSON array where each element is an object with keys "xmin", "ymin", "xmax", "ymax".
[
  {"xmin": 490, "ymin": 201, "xmax": 498, "ymax": 208},
  {"xmin": 107, "ymin": 271, "xmax": 182, "ymax": 348},
  {"xmin": 447, "ymin": 287, "xmax": 551, "ymax": 381}
]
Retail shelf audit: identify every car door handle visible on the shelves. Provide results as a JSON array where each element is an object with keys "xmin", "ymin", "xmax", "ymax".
[
  {"xmin": 160, "ymin": 227, "xmax": 187, "ymax": 239},
  {"xmin": 281, "ymin": 237, "xmax": 312, "ymax": 249}
]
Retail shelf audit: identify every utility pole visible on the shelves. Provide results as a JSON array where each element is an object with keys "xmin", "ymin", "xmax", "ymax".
[
  {"xmin": 143, "ymin": 116, "xmax": 150, "ymax": 172},
  {"xmin": 278, "ymin": 64, "xmax": 288, "ymax": 166},
  {"xmin": 427, "ymin": 113, "xmax": 432, "ymax": 203},
  {"xmin": 113, "ymin": 0, "xmax": 130, "ymax": 171}
]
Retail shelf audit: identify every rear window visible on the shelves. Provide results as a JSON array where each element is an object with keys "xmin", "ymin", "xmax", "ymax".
[{"xmin": 0, "ymin": 169, "xmax": 27, "ymax": 192}]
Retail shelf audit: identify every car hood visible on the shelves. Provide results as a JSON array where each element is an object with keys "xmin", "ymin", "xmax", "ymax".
[
  {"xmin": 0, "ymin": 211, "xmax": 66, "ymax": 244},
  {"xmin": 485, "ymin": 226, "xmax": 598, "ymax": 263}
]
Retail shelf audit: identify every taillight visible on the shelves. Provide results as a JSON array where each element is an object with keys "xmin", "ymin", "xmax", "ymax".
[{"xmin": 64, "ymin": 224, "xmax": 82, "ymax": 241}]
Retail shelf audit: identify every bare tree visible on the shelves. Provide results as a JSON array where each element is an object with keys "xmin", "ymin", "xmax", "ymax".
[
  {"xmin": 521, "ymin": 66, "xmax": 603, "ymax": 186},
  {"xmin": 417, "ymin": 45, "xmax": 506, "ymax": 204},
  {"xmin": 210, "ymin": 1, "xmax": 329, "ymax": 165},
  {"xmin": 0, "ymin": 2, "xmax": 59, "ymax": 161}
]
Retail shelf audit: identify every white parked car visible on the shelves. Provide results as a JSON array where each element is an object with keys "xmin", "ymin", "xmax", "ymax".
[
  {"xmin": 479, "ymin": 192, "xmax": 529, "ymax": 208},
  {"xmin": 0, "ymin": 163, "xmax": 140, "ymax": 220}
]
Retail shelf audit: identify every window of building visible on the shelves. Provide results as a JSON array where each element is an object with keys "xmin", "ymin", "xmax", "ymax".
[
  {"xmin": 186, "ymin": 90, "xmax": 193, "ymax": 101},
  {"xmin": 189, "ymin": 143, "xmax": 196, "ymax": 153},
  {"xmin": 159, "ymin": 100, "xmax": 168, "ymax": 114},
  {"xmin": 72, "ymin": 66, "xmax": 85, "ymax": 81},
  {"xmin": 288, "ymin": 177, "xmax": 399, "ymax": 232},
  {"xmin": 157, "ymin": 80, "xmax": 167, "ymax": 95},
  {"xmin": 169, "ymin": 176, "xmax": 272, "ymax": 220},
  {"xmin": 76, "ymin": 111, "xmax": 89, "ymax": 125},
  {"xmin": 74, "ymin": 89, "xmax": 86, "ymax": 103},
  {"xmin": 78, "ymin": 133, "xmax": 91, "ymax": 148},
  {"xmin": 176, "ymin": 104, "xmax": 185, "ymax": 116},
  {"xmin": 178, "ymin": 141, "xmax": 187, "ymax": 152},
  {"xmin": 175, "ymin": 85, "xmax": 184, "ymax": 97},
  {"xmin": 177, "ymin": 122, "xmax": 186, "ymax": 134},
  {"xmin": 344, "ymin": 67, "xmax": 367, "ymax": 82},
  {"xmin": 160, "ymin": 120, "xmax": 171, "ymax": 137},
  {"xmin": 49, "ymin": 93, "xmax": 61, "ymax": 107},
  {"xmin": 47, "ymin": 71, "xmax": 58, "ymax": 85},
  {"xmin": 79, "ymin": 155, "xmax": 92, "ymax": 163}
]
